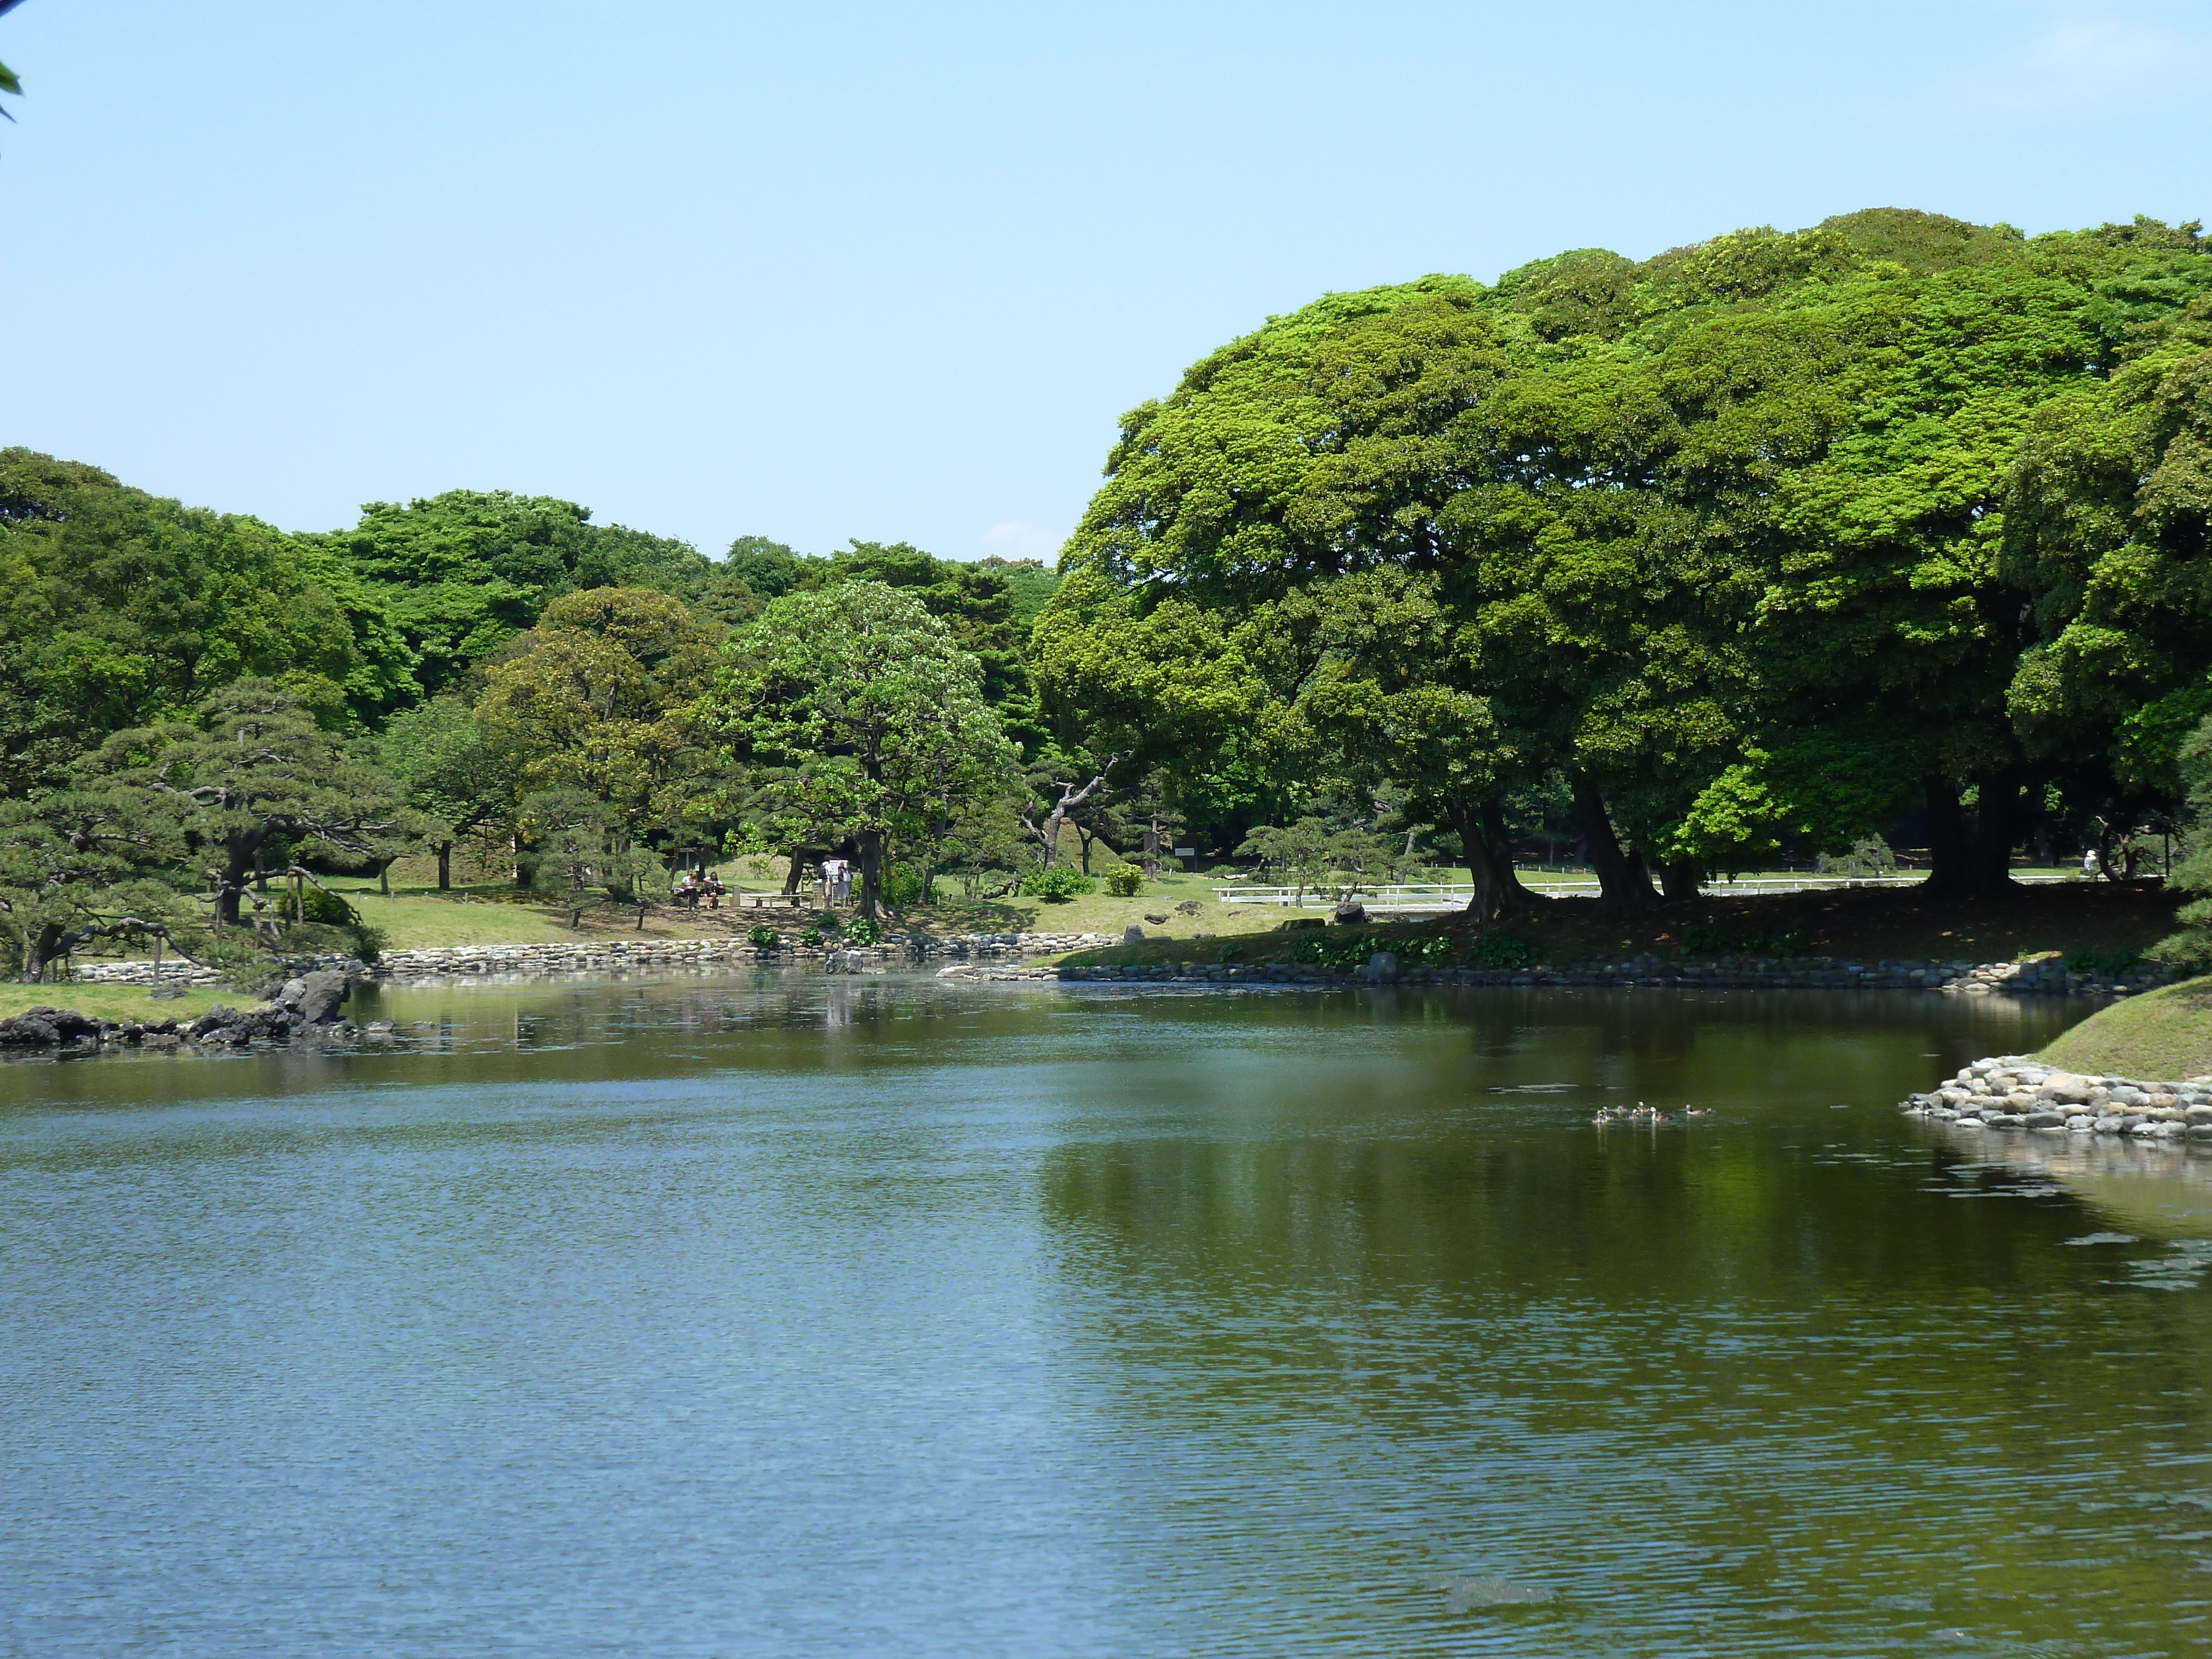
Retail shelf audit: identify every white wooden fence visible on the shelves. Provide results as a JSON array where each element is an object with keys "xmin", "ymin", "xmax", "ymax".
[{"xmin": 1215, "ymin": 868, "xmax": 2082, "ymax": 910}]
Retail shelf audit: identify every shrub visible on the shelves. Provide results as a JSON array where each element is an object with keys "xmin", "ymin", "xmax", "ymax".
[
  {"xmin": 884, "ymin": 867, "xmax": 932, "ymax": 906},
  {"xmin": 1020, "ymin": 866, "xmax": 1096, "ymax": 902},
  {"xmin": 1104, "ymin": 863, "xmax": 1144, "ymax": 897},
  {"xmin": 1473, "ymin": 927, "xmax": 1536, "ymax": 969},
  {"xmin": 1682, "ymin": 920, "xmax": 1806, "ymax": 958},
  {"xmin": 1289, "ymin": 930, "xmax": 1376, "ymax": 967},
  {"xmin": 847, "ymin": 917, "xmax": 882, "ymax": 946},
  {"xmin": 297, "ymin": 883, "xmax": 359, "ymax": 926},
  {"xmin": 1406, "ymin": 933, "xmax": 1454, "ymax": 963},
  {"xmin": 747, "ymin": 922, "xmax": 781, "ymax": 952},
  {"xmin": 799, "ymin": 927, "xmax": 823, "ymax": 947},
  {"xmin": 2066, "ymin": 947, "xmax": 2143, "ymax": 977}
]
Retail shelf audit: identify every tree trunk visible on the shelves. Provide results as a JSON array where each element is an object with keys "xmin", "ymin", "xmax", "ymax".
[
  {"xmin": 217, "ymin": 828, "xmax": 268, "ymax": 926},
  {"xmin": 859, "ymin": 829, "xmax": 883, "ymax": 920},
  {"xmin": 1969, "ymin": 766, "xmax": 2028, "ymax": 896},
  {"xmin": 1661, "ymin": 858, "xmax": 1702, "ymax": 901},
  {"xmin": 1452, "ymin": 797, "xmax": 1535, "ymax": 921},
  {"xmin": 1922, "ymin": 775, "xmax": 1970, "ymax": 896},
  {"xmin": 22, "ymin": 922, "xmax": 64, "ymax": 983},
  {"xmin": 1569, "ymin": 773, "xmax": 1654, "ymax": 910},
  {"xmin": 1143, "ymin": 817, "xmax": 1161, "ymax": 880},
  {"xmin": 436, "ymin": 841, "xmax": 452, "ymax": 891}
]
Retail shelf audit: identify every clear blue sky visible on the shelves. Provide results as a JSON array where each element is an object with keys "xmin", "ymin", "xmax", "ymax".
[{"xmin": 3, "ymin": 2, "xmax": 2206, "ymax": 564}]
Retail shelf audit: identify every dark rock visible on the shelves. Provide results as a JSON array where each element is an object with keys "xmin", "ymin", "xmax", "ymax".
[
  {"xmin": 293, "ymin": 969, "xmax": 355, "ymax": 1025},
  {"xmin": 1333, "ymin": 899, "xmax": 1368, "ymax": 925},
  {"xmin": 0, "ymin": 1006, "xmax": 106, "ymax": 1047}
]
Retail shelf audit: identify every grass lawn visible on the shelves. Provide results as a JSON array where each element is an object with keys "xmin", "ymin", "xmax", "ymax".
[
  {"xmin": 2039, "ymin": 978, "xmax": 2212, "ymax": 1081},
  {"xmin": 0, "ymin": 984, "xmax": 238, "ymax": 1023},
  {"xmin": 324, "ymin": 884, "xmax": 771, "ymax": 951},
  {"xmin": 910, "ymin": 866, "xmax": 1318, "ymax": 942}
]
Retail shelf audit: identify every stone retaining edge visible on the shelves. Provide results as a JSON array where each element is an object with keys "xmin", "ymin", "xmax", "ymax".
[{"xmin": 1902, "ymin": 1055, "xmax": 2212, "ymax": 1140}]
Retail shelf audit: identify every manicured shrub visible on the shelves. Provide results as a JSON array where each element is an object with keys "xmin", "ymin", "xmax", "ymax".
[
  {"xmin": 1020, "ymin": 867, "xmax": 1096, "ymax": 901},
  {"xmin": 1104, "ymin": 864, "xmax": 1144, "ymax": 897}
]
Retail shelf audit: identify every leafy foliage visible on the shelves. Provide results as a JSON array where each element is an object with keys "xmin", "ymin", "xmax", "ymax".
[
  {"xmin": 703, "ymin": 582, "xmax": 1015, "ymax": 917},
  {"xmin": 322, "ymin": 489, "xmax": 713, "ymax": 698},
  {"xmin": 1020, "ymin": 865, "xmax": 1094, "ymax": 901},
  {"xmin": 1034, "ymin": 211, "xmax": 2212, "ymax": 904},
  {"xmin": 1472, "ymin": 927, "xmax": 1538, "ymax": 969},
  {"xmin": 1681, "ymin": 920, "xmax": 1808, "ymax": 959}
]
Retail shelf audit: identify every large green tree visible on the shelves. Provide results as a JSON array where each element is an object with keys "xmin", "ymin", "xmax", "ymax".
[
  {"xmin": 377, "ymin": 696, "xmax": 516, "ymax": 889},
  {"xmin": 0, "ymin": 449, "xmax": 415, "ymax": 792},
  {"xmin": 92, "ymin": 680, "xmax": 417, "ymax": 927},
  {"xmin": 701, "ymin": 582, "xmax": 1015, "ymax": 917},
  {"xmin": 474, "ymin": 586, "xmax": 724, "ymax": 847},
  {"xmin": 0, "ymin": 784, "xmax": 196, "ymax": 982},
  {"xmin": 1038, "ymin": 210, "xmax": 2212, "ymax": 907},
  {"xmin": 321, "ymin": 489, "xmax": 712, "ymax": 697}
]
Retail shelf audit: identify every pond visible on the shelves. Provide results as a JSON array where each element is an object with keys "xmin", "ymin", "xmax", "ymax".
[{"xmin": 3, "ymin": 974, "xmax": 2208, "ymax": 1657}]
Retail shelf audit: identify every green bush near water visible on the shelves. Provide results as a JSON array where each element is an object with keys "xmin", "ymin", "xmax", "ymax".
[
  {"xmin": 2066, "ymin": 947, "xmax": 2143, "ymax": 977},
  {"xmin": 1472, "ymin": 928, "xmax": 1536, "ymax": 969}
]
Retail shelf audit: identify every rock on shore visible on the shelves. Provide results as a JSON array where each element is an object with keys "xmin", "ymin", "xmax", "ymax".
[
  {"xmin": 1902, "ymin": 1056, "xmax": 2212, "ymax": 1139},
  {"xmin": 0, "ymin": 966, "xmax": 377, "ymax": 1055}
]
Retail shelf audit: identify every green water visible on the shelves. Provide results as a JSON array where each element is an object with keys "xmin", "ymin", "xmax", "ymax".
[{"xmin": 3, "ymin": 974, "xmax": 2209, "ymax": 1657}]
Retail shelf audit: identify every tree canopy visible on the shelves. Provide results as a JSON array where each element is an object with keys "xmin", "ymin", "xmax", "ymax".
[
  {"xmin": 700, "ymin": 581, "xmax": 1014, "ymax": 916},
  {"xmin": 1034, "ymin": 208, "xmax": 2212, "ymax": 910}
]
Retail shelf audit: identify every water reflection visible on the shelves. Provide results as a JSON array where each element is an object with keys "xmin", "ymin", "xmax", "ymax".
[{"xmin": 2, "ymin": 975, "xmax": 2206, "ymax": 1657}]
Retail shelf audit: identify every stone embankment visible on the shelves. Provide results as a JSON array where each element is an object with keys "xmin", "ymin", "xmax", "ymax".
[
  {"xmin": 1902, "ymin": 1056, "xmax": 2212, "ymax": 1138},
  {"xmin": 1057, "ymin": 954, "xmax": 2171, "ymax": 993},
  {"xmin": 69, "ymin": 959, "xmax": 227, "ymax": 987},
  {"xmin": 366, "ymin": 932, "xmax": 1114, "ymax": 980}
]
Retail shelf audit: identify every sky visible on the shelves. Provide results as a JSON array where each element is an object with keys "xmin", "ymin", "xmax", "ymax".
[{"xmin": 3, "ymin": 2, "xmax": 2208, "ymax": 565}]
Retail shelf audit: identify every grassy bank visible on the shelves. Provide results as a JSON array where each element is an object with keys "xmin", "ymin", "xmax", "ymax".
[
  {"xmin": 0, "ymin": 984, "xmax": 237, "ymax": 1023},
  {"xmin": 2039, "ymin": 978, "xmax": 2212, "ymax": 1079},
  {"xmin": 330, "ymin": 865, "xmax": 1308, "ymax": 952},
  {"xmin": 1053, "ymin": 880, "xmax": 2182, "ymax": 969}
]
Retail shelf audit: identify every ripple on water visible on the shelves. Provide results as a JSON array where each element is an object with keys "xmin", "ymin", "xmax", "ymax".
[{"xmin": 0, "ymin": 975, "xmax": 2202, "ymax": 1657}]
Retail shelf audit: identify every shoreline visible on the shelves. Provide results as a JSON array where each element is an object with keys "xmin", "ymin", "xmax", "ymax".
[{"xmin": 1902, "ymin": 1055, "xmax": 2212, "ymax": 1143}]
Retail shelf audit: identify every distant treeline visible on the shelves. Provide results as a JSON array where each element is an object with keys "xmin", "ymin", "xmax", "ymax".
[{"xmin": 0, "ymin": 454, "xmax": 1060, "ymax": 793}]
